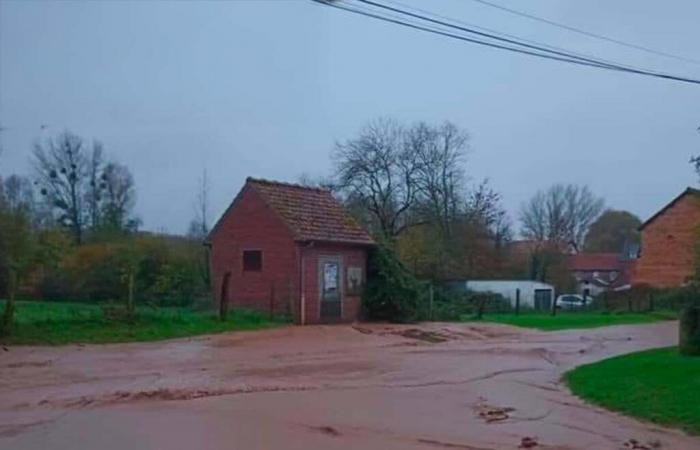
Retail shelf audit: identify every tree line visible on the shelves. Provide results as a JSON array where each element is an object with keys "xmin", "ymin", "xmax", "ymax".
[
  {"xmin": 0, "ymin": 131, "xmax": 210, "ymax": 334},
  {"xmin": 323, "ymin": 117, "xmax": 641, "ymax": 287}
]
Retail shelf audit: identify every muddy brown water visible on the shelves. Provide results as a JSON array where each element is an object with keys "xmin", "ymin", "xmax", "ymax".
[{"xmin": 0, "ymin": 321, "xmax": 697, "ymax": 450}]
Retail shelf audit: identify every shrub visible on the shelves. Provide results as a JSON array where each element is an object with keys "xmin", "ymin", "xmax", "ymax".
[{"xmin": 363, "ymin": 245, "xmax": 427, "ymax": 322}]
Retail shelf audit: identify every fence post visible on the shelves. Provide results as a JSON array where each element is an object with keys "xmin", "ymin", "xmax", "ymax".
[
  {"xmin": 269, "ymin": 282, "xmax": 276, "ymax": 320},
  {"xmin": 551, "ymin": 293, "xmax": 557, "ymax": 316},
  {"xmin": 515, "ymin": 288, "xmax": 520, "ymax": 316},
  {"xmin": 648, "ymin": 293, "xmax": 654, "ymax": 312},
  {"xmin": 627, "ymin": 296, "xmax": 633, "ymax": 313}
]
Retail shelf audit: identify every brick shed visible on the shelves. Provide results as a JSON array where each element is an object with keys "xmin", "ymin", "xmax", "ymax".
[
  {"xmin": 633, "ymin": 187, "xmax": 700, "ymax": 288},
  {"xmin": 205, "ymin": 178, "xmax": 375, "ymax": 324}
]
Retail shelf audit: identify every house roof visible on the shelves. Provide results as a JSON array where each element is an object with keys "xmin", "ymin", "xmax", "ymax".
[
  {"xmin": 207, "ymin": 177, "xmax": 375, "ymax": 246},
  {"xmin": 568, "ymin": 253, "xmax": 621, "ymax": 271},
  {"xmin": 639, "ymin": 187, "xmax": 700, "ymax": 231}
]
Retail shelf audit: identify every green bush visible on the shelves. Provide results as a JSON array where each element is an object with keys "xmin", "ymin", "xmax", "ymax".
[
  {"xmin": 655, "ymin": 285, "xmax": 700, "ymax": 311},
  {"xmin": 363, "ymin": 245, "xmax": 427, "ymax": 322}
]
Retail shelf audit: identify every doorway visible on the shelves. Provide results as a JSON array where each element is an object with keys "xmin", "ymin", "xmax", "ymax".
[{"xmin": 319, "ymin": 257, "xmax": 342, "ymax": 321}]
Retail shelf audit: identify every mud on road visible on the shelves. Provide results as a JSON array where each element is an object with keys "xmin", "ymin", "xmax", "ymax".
[{"xmin": 0, "ymin": 321, "xmax": 696, "ymax": 450}]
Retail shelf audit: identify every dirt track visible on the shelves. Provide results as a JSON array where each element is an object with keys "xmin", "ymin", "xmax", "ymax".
[{"xmin": 1, "ymin": 321, "xmax": 697, "ymax": 450}]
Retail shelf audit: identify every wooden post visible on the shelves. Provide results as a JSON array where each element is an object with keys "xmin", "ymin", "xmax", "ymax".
[
  {"xmin": 429, "ymin": 284, "xmax": 434, "ymax": 321},
  {"xmin": 219, "ymin": 272, "xmax": 230, "ymax": 321},
  {"xmin": 515, "ymin": 288, "xmax": 520, "ymax": 316}
]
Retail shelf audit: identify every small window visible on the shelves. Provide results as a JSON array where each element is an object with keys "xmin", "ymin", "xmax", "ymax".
[{"xmin": 243, "ymin": 250, "xmax": 262, "ymax": 271}]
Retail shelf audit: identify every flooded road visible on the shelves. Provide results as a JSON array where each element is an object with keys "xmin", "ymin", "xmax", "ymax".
[{"xmin": 1, "ymin": 321, "xmax": 696, "ymax": 450}]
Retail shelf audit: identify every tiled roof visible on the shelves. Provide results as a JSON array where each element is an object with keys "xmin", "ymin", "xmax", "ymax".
[
  {"xmin": 568, "ymin": 253, "xmax": 622, "ymax": 271},
  {"xmin": 247, "ymin": 178, "xmax": 375, "ymax": 245}
]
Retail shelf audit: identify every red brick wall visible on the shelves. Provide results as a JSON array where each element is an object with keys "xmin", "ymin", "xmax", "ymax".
[
  {"xmin": 634, "ymin": 193, "xmax": 700, "ymax": 288},
  {"xmin": 209, "ymin": 187, "xmax": 299, "ymax": 318},
  {"xmin": 299, "ymin": 243, "xmax": 367, "ymax": 325}
]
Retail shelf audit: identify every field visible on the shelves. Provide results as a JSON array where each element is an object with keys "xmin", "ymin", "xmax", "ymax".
[
  {"xmin": 470, "ymin": 311, "xmax": 676, "ymax": 331},
  {"xmin": 0, "ymin": 300, "xmax": 287, "ymax": 345},
  {"xmin": 566, "ymin": 347, "xmax": 700, "ymax": 434}
]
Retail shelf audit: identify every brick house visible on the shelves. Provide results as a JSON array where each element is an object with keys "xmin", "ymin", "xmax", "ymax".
[
  {"xmin": 205, "ymin": 178, "xmax": 375, "ymax": 324},
  {"xmin": 567, "ymin": 253, "xmax": 633, "ymax": 296},
  {"xmin": 633, "ymin": 187, "xmax": 700, "ymax": 288}
]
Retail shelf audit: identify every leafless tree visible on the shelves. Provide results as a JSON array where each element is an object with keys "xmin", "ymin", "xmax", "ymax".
[
  {"xmin": 2, "ymin": 174, "xmax": 34, "ymax": 214},
  {"xmin": 188, "ymin": 169, "xmax": 210, "ymax": 240},
  {"xmin": 86, "ymin": 141, "xmax": 104, "ymax": 229},
  {"xmin": 33, "ymin": 131, "xmax": 90, "ymax": 244},
  {"xmin": 520, "ymin": 183, "xmax": 604, "ymax": 251},
  {"xmin": 102, "ymin": 162, "xmax": 137, "ymax": 231},
  {"xmin": 334, "ymin": 118, "xmax": 421, "ymax": 238},
  {"xmin": 411, "ymin": 121, "xmax": 468, "ymax": 237}
]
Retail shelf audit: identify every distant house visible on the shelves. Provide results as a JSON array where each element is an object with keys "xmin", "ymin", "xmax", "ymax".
[
  {"xmin": 567, "ymin": 253, "xmax": 633, "ymax": 296},
  {"xmin": 633, "ymin": 187, "xmax": 700, "ymax": 288},
  {"xmin": 206, "ymin": 178, "xmax": 375, "ymax": 325}
]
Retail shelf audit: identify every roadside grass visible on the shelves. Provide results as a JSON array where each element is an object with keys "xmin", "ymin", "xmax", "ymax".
[
  {"xmin": 0, "ymin": 300, "xmax": 288, "ymax": 345},
  {"xmin": 565, "ymin": 347, "xmax": 700, "ymax": 434},
  {"xmin": 465, "ymin": 311, "xmax": 677, "ymax": 331}
]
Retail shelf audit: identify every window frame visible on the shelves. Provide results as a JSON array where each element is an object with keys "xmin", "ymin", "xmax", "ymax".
[{"xmin": 242, "ymin": 249, "xmax": 263, "ymax": 272}]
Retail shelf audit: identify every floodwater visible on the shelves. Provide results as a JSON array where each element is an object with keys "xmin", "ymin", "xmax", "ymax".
[{"xmin": 0, "ymin": 321, "xmax": 697, "ymax": 450}]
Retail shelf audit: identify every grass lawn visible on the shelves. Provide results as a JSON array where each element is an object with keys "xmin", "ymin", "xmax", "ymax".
[
  {"xmin": 468, "ymin": 311, "xmax": 676, "ymax": 331},
  {"xmin": 0, "ymin": 300, "xmax": 288, "ymax": 345},
  {"xmin": 565, "ymin": 347, "xmax": 700, "ymax": 434}
]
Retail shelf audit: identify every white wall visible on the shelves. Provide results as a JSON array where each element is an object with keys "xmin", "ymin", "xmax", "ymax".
[{"xmin": 464, "ymin": 280, "xmax": 556, "ymax": 309}]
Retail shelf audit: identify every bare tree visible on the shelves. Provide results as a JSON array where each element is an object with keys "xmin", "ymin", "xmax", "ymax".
[
  {"xmin": 520, "ymin": 184, "xmax": 604, "ymax": 251},
  {"xmin": 2, "ymin": 174, "xmax": 34, "ymax": 214},
  {"xmin": 188, "ymin": 169, "xmax": 210, "ymax": 240},
  {"xmin": 86, "ymin": 141, "xmax": 104, "ymax": 229},
  {"xmin": 102, "ymin": 162, "xmax": 137, "ymax": 231},
  {"xmin": 411, "ymin": 121, "xmax": 468, "ymax": 237},
  {"xmin": 334, "ymin": 118, "xmax": 420, "ymax": 238},
  {"xmin": 33, "ymin": 131, "xmax": 90, "ymax": 244}
]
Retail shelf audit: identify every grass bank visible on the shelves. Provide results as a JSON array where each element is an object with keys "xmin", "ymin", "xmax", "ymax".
[
  {"xmin": 565, "ymin": 347, "xmax": 700, "ymax": 434},
  {"xmin": 0, "ymin": 300, "xmax": 288, "ymax": 345},
  {"xmin": 466, "ymin": 311, "xmax": 676, "ymax": 331}
]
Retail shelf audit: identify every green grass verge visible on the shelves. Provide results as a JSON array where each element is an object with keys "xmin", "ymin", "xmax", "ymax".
[
  {"xmin": 0, "ymin": 300, "xmax": 288, "ymax": 345},
  {"xmin": 565, "ymin": 347, "xmax": 700, "ymax": 434},
  {"xmin": 465, "ymin": 311, "xmax": 676, "ymax": 331}
]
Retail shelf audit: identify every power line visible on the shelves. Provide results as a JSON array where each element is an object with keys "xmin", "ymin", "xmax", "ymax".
[
  {"xmin": 468, "ymin": 0, "xmax": 700, "ymax": 65},
  {"xmin": 381, "ymin": 0, "xmax": 652, "ymax": 74},
  {"xmin": 356, "ymin": 0, "xmax": 650, "ymax": 73},
  {"xmin": 311, "ymin": 0, "xmax": 700, "ymax": 85}
]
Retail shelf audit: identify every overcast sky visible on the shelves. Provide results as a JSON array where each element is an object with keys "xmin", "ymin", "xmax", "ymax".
[{"xmin": 1, "ymin": 0, "xmax": 699, "ymax": 234}]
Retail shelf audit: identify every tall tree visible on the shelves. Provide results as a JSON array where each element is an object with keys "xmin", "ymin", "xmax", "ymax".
[
  {"xmin": 411, "ymin": 121, "xmax": 468, "ymax": 237},
  {"xmin": 334, "ymin": 118, "xmax": 421, "ymax": 238},
  {"xmin": 33, "ymin": 131, "xmax": 91, "ymax": 244},
  {"xmin": 101, "ymin": 162, "xmax": 137, "ymax": 232},
  {"xmin": 583, "ymin": 209, "xmax": 641, "ymax": 253},
  {"xmin": 520, "ymin": 183, "xmax": 604, "ymax": 251}
]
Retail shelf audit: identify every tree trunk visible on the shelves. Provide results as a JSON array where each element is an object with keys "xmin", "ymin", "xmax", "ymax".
[
  {"xmin": 1, "ymin": 270, "xmax": 17, "ymax": 335},
  {"xmin": 679, "ymin": 306, "xmax": 700, "ymax": 356}
]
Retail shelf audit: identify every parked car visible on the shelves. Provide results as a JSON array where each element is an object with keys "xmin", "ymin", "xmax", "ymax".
[{"xmin": 556, "ymin": 294, "xmax": 588, "ymax": 310}]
